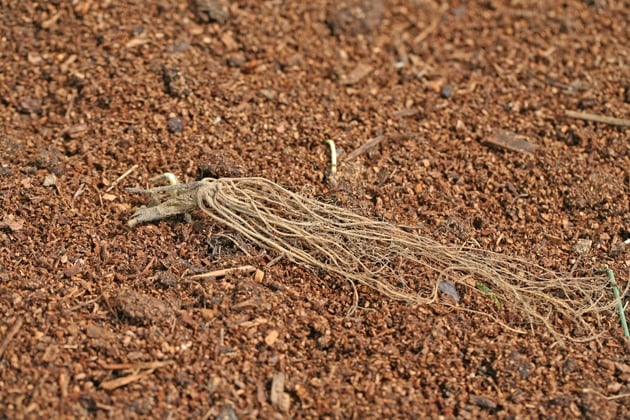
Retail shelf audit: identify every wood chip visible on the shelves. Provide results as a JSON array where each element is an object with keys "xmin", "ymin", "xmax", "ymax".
[
  {"xmin": 63, "ymin": 124, "xmax": 88, "ymax": 138},
  {"xmin": 41, "ymin": 11, "xmax": 62, "ymax": 29},
  {"xmin": 265, "ymin": 330, "xmax": 279, "ymax": 346},
  {"xmin": 483, "ymin": 129, "xmax": 538, "ymax": 153},
  {"xmin": 125, "ymin": 37, "xmax": 149, "ymax": 49},
  {"xmin": 253, "ymin": 269, "xmax": 264, "ymax": 282},
  {"xmin": 43, "ymin": 173, "xmax": 57, "ymax": 187},
  {"xmin": 270, "ymin": 372, "xmax": 291, "ymax": 412},
  {"xmin": 341, "ymin": 63, "xmax": 373, "ymax": 85},
  {"xmin": 59, "ymin": 372, "xmax": 69, "ymax": 398}
]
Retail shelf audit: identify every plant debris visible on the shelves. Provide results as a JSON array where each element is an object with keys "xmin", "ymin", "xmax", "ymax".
[{"xmin": 128, "ymin": 176, "xmax": 620, "ymax": 342}]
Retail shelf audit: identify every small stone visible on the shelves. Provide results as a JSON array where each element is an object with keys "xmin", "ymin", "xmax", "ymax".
[
  {"xmin": 167, "ymin": 117, "xmax": 183, "ymax": 134},
  {"xmin": 156, "ymin": 271, "xmax": 178, "ymax": 288},
  {"xmin": 441, "ymin": 84, "xmax": 454, "ymax": 98},
  {"xmin": 226, "ymin": 52, "xmax": 245, "ymax": 68},
  {"xmin": 109, "ymin": 289, "xmax": 174, "ymax": 325},
  {"xmin": 17, "ymin": 97, "xmax": 42, "ymax": 115},
  {"xmin": 470, "ymin": 394, "xmax": 497, "ymax": 409},
  {"xmin": 438, "ymin": 281, "xmax": 460, "ymax": 302},
  {"xmin": 198, "ymin": 149, "xmax": 247, "ymax": 178},
  {"xmin": 162, "ymin": 67, "xmax": 189, "ymax": 98},
  {"xmin": 193, "ymin": 0, "xmax": 229, "ymax": 24},
  {"xmin": 326, "ymin": 0, "xmax": 384, "ymax": 36},
  {"xmin": 259, "ymin": 89, "xmax": 277, "ymax": 100}
]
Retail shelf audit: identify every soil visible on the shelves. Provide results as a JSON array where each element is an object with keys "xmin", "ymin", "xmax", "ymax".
[{"xmin": 1, "ymin": 0, "xmax": 629, "ymax": 418}]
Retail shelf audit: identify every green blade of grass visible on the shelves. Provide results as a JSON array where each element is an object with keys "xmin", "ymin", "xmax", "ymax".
[{"xmin": 600, "ymin": 266, "xmax": 629, "ymax": 339}]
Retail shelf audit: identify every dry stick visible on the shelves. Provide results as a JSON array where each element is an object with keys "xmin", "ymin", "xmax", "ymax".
[
  {"xmin": 99, "ymin": 360, "xmax": 174, "ymax": 370},
  {"xmin": 0, "ymin": 317, "xmax": 23, "ymax": 358},
  {"xmin": 106, "ymin": 164, "xmax": 139, "ymax": 192},
  {"xmin": 127, "ymin": 177, "xmax": 623, "ymax": 342},
  {"xmin": 582, "ymin": 388, "xmax": 630, "ymax": 401},
  {"xmin": 344, "ymin": 135, "xmax": 384, "ymax": 162},
  {"xmin": 344, "ymin": 133, "xmax": 420, "ymax": 162},
  {"xmin": 189, "ymin": 265, "xmax": 257, "ymax": 280},
  {"xmin": 565, "ymin": 110, "xmax": 630, "ymax": 127},
  {"xmin": 100, "ymin": 369, "xmax": 155, "ymax": 391},
  {"xmin": 413, "ymin": 3, "xmax": 448, "ymax": 45}
]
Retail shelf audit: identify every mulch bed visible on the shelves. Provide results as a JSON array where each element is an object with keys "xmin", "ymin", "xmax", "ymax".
[{"xmin": 1, "ymin": 0, "xmax": 628, "ymax": 417}]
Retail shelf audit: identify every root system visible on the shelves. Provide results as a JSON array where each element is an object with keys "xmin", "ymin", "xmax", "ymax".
[{"xmin": 128, "ymin": 177, "xmax": 623, "ymax": 342}]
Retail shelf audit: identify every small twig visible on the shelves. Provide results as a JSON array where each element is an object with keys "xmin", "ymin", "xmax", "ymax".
[
  {"xmin": 68, "ymin": 296, "xmax": 101, "ymax": 312},
  {"xmin": 344, "ymin": 132, "xmax": 420, "ymax": 162},
  {"xmin": 189, "ymin": 265, "xmax": 257, "ymax": 280},
  {"xmin": 344, "ymin": 135, "xmax": 384, "ymax": 162},
  {"xmin": 73, "ymin": 183, "xmax": 87, "ymax": 201},
  {"xmin": 0, "ymin": 317, "xmax": 23, "ymax": 358},
  {"xmin": 582, "ymin": 388, "xmax": 630, "ymax": 400},
  {"xmin": 128, "ymin": 257, "xmax": 156, "ymax": 279},
  {"xmin": 600, "ymin": 266, "xmax": 629, "ymax": 339},
  {"xmin": 213, "ymin": 233, "xmax": 253, "ymax": 257},
  {"xmin": 126, "ymin": 180, "xmax": 205, "ymax": 195},
  {"xmin": 524, "ymin": 69, "xmax": 581, "ymax": 91},
  {"xmin": 99, "ymin": 359, "xmax": 174, "ymax": 370},
  {"xmin": 565, "ymin": 110, "xmax": 630, "ymax": 127},
  {"xmin": 106, "ymin": 164, "xmax": 139, "ymax": 192},
  {"xmin": 266, "ymin": 253, "xmax": 284, "ymax": 268},
  {"xmin": 412, "ymin": 3, "xmax": 448, "ymax": 45},
  {"xmin": 100, "ymin": 369, "xmax": 155, "ymax": 391}
]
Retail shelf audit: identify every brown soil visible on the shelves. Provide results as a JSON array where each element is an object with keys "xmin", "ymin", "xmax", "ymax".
[{"xmin": 1, "ymin": 0, "xmax": 629, "ymax": 418}]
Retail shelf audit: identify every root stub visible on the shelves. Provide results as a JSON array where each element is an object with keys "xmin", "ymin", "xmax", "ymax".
[{"xmin": 127, "ymin": 176, "xmax": 621, "ymax": 343}]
